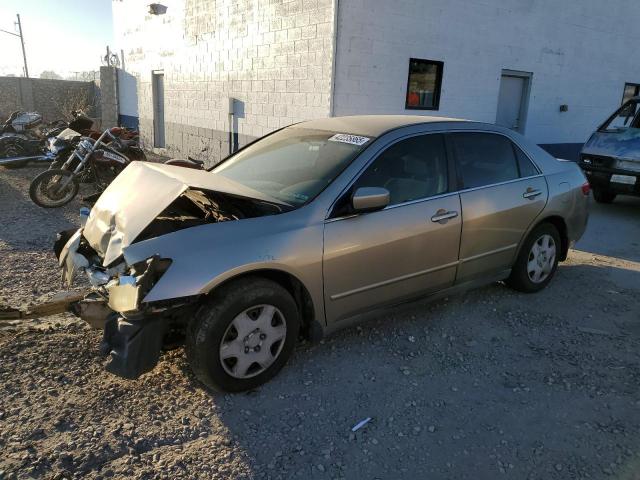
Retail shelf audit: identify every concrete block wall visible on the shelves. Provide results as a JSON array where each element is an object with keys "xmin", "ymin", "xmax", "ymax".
[
  {"xmin": 0, "ymin": 78, "xmax": 21, "ymax": 121},
  {"xmin": 100, "ymin": 67, "xmax": 119, "ymax": 129},
  {"xmin": 112, "ymin": 0, "xmax": 336, "ymax": 165},
  {"xmin": 333, "ymin": 0, "xmax": 640, "ymax": 147},
  {"xmin": 0, "ymin": 76, "xmax": 98, "ymax": 123}
]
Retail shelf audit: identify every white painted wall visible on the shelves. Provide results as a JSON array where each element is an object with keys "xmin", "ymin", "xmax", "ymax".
[{"xmin": 333, "ymin": 0, "xmax": 640, "ymax": 145}]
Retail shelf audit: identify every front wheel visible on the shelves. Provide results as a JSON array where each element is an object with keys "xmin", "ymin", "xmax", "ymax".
[
  {"xmin": 593, "ymin": 188, "xmax": 616, "ymax": 204},
  {"xmin": 506, "ymin": 223, "xmax": 561, "ymax": 293},
  {"xmin": 186, "ymin": 277, "xmax": 300, "ymax": 392},
  {"xmin": 29, "ymin": 169, "xmax": 79, "ymax": 208}
]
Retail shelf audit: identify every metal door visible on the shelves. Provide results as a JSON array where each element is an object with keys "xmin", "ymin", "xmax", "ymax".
[
  {"xmin": 152, "ymin": 72, "xmax": 165, "ymax": 148},
  {"xmin": 496, "ymin": 73, "xmax": 530, "ymax": 133},
  {"xmin": 323, "ymin": 194, "xmax": 462, "ymax": 323},
  {"xmin": 456, "ymin": 176, "xmax": 548, "ymax": 282},
  {"xmin": 117, "ymin": 69, "xmax": 139, "ymax": 130}
]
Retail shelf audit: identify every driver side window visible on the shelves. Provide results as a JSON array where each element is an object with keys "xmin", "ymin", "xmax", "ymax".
[{"xmin": 352, "ymin": 133, "xmax": 448, "ymax": 206}]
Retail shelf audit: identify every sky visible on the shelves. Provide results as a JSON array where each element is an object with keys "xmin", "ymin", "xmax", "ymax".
[{"xmin": 0, "ymin": 0, "xmax": 114, "ymax": 78}]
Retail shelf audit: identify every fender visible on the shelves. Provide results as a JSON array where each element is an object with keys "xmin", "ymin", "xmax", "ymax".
[{"xmin": 121, "ymin": 211, "xmax": 327, "ymax": 326}]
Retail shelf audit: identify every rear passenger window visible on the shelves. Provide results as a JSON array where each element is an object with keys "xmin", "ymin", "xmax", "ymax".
[
  {"xmin": 353, "ymin": 134, "xmax": 448, "ymax": 205},
  {"xmin": 514, "ymin": 144, "xmax": 539, "ymax": 177},
  {"xmin": 452, "ymin": 133, "xmax": 519, "ymax": 189}
]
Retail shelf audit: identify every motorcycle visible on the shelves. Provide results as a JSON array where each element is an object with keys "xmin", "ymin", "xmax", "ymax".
[
  {"xmin": 46, "ymin": 124, "xmax": 139, "ymax": 170},
  {"xmin": 29, "ymin": 128, "xmax": 146, "ymax": 208},
  {"xmin": 0, "ymin": 110, "xmax": 95, "ymax": 168},
  {"xmin": 0, "ymin": 111, "xmax": 45, "ymax": 167}
]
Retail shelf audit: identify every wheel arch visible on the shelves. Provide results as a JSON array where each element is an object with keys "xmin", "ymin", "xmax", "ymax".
[
  {"xmin": 520, "ymin": 215, "xmax": 569, "ymax": 262},
  {"xmin": 201, "ymin": 268, "xmax": 320, "ymax": 340}
]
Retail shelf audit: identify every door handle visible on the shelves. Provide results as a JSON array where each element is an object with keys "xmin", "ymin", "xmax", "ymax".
[
  {"xmin": 431, "ymin": 210, "xmax": 458, "ymax": 223},
  {"xmin": 523, "ymin": 188, "xmax": 542, "ymax": 199}
]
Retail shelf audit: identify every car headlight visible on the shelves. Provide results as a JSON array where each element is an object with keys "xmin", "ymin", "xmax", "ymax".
[
  {"xmin": 106, "ymin": 257, "xmax": 172, "ymax": 313},
  {"xmin": 616, "ymin": 160, "xmax": 640, "ymax": 172}
]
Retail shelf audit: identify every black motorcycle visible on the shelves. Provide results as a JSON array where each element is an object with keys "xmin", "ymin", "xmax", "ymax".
[
  {"xmin": 0, "ymin": 110, "xmax": 94, "ymax": 168},
  {"xmin": 29, "ymin": 128, "xmax": 146, "ymax": 208},
  {"xmin": 0, "ymin": 111, "xmax": 45, "ymax": 167}
]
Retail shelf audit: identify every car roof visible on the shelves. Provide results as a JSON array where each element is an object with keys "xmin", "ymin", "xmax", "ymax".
[
  {"xmin": 293, "ymin": 114, "xmax": 567, "ymax": 176},
  {"xmin": 292, "ymin": 115, "xmax": 473, "ymax": 138}
]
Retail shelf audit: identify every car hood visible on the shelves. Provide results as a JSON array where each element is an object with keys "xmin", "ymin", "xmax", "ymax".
[
  {"xmin": 582, "ymin": 129, "xmax": 640, "ymax": 160},
  {"xmin": 83, "ymin": 161, "xmax": 288, "ymax": 267}
]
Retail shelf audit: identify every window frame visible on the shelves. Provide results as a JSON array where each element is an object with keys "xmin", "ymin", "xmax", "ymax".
[
  {"xmin": 328, "ymin": 132, "xmax": 457, "ymax": 219},
  {"xmin": 598, "ymin": 98, "xmax": 640, "ymax": 132},
  {"xmin": 405, "ymin": 58, "xmax": 444, "ymax": 111},
  {"xmin": 447, "ymin": 131, "xmax": 542, "ymax": 192}
]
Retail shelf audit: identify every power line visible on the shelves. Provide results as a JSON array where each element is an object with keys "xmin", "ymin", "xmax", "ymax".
[{"xmin": 0, "ymin": 14, "xmax": 29, "ymax": 78}]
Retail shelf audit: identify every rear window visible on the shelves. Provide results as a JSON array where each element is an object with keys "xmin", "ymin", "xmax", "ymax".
[
  {"xmin": 452, "ymin": 133, "xmax": 519, "ymax": 189},
  {"xmin": 514, "ymin": 144, "xmax": 539, "ymax": 177}
]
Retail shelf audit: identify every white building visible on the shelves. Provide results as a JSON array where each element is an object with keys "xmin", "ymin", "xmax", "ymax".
[{"xmin": 112, "ymin": 0, "xmax": 640, "ymax": 163}]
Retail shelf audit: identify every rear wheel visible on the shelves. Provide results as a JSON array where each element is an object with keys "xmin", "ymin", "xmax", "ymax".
[
  {"xmin": 593, "ymin": 188, "xmax": 616, "ymax": 204},
  {"xmin": 506, "ymin": 223, "xmax": 560, "ymax": 293},
  {"xmin": 186, "ymin": 277, "xmax": 300, "ymax": 392},
  {"xmin": 29, "ymin": 169, "xmax": 79, "ymax": 208}
]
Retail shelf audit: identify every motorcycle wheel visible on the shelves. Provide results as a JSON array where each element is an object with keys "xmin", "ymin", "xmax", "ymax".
[
  {"xmin": 29, "ymin": 169, "xmax": 79, "ymax": 208},
  {"xmin": 0, "ymin": 140, "xmax": 27, "ymax": 168}
]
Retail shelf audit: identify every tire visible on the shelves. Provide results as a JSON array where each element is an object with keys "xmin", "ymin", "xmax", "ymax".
[
  {"xmin": 506, "ymin": 223, "xmax": 561, "ymax": 293},
  {"xmin": 29, "ymin": 169, "xmax": 79, "ymax": 208},
  {"xmin": 593, "ymin": 188, "xmax": 616, "ymax": 204},
  {"xmin": 186, "ymin": 277, "xmax": 300, "ymax": 392},
  {"xmin": 0, "ymin": 140, "xmax": 27, "ymax": 169}
]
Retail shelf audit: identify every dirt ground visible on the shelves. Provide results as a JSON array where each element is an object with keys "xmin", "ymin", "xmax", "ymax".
[{"xmin": 1, "ymin": 165, "xmax": 639, "ymax": 480}]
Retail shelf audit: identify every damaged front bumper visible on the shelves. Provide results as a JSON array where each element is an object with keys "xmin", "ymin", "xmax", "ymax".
[{"xmin": 55, "ymin": 228, "xmax": 179, "ymax": 379}]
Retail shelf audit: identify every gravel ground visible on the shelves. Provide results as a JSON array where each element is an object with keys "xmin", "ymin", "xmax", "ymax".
[{"xmin": 1, "ymin": 165, "xmax": 640, "ymax": 480}]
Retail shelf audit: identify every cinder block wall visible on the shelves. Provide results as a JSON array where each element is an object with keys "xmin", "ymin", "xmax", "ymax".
[
  {"xmin": 100, "ymin": 67, "xmax": 119, "ymax": 129},
  {"xmin": 0, "ymin": 76, "xmax": 98, "ymax": 123},
  {"xmin": 0, "ymin": 78, "xmax": 21, "ymax": 120},
  {"xmin": 113, "ymin": 0, "xmax": 336, "ymax": 165}
]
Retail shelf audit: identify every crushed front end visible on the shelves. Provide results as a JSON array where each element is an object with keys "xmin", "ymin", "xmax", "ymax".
[
  {"xmin": 55, "ymin": 227, "xmax": 195, "ymax": 379},
  {"xmin": 53, "ymin": 161, "xmax": 288, "ymax": 380}
]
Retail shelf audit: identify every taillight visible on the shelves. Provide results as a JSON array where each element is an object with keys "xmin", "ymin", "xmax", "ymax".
[{"xmin": 581, "ymin": 181, "xmax": 591, "ymax": 196}]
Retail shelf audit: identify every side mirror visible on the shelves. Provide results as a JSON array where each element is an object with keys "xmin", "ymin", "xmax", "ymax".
[{"xmin": 351, "ymin": 187, "xmax": 390, "ymax": 213}]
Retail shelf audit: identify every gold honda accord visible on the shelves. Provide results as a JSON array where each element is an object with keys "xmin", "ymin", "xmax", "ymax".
[{"xmin": 56, "ymin": 115, "xmax": 590, "ymax": 391}]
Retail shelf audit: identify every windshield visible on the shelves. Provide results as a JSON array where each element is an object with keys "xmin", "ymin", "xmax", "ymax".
[
  {"xmin": 212, "ymin": 127, "xmax": 372, "ymax": 206},
  {"xmin": 601, "ymin": 100, "xmax": 640, "ymax": 132}
]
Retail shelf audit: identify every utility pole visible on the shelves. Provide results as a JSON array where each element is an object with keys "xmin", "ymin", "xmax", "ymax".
[
  {"xmin": 16, "ymin": 14, "xmax": 29, "ymax": 78},
  {"xmin": 0, "ymin": 14, "xmax": 29, "ymax": 78}
]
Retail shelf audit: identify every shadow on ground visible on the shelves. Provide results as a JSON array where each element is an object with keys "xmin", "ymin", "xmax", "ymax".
[{"xmin": 576, "ymin": 195, "xmax": 640, "ymax": 263}]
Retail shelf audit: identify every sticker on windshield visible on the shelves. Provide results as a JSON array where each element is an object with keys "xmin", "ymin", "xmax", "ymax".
[{"xmin": 328, "ymin": 133, "xmax": 370, "ymax": 146}]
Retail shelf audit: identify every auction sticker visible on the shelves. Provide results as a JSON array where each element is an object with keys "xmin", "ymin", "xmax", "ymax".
[{"xmin": 328, "ymin": 133, "xmax": 370, "ymax": 146}]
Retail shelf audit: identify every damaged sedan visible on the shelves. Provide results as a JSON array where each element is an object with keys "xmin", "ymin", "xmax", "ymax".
[
  {"xmin": 57, "ymin": 116, "xmax": 589, "ymax": 392},
  {"xmin": 580, "ymin": 96, "xmax": 640, "ymax": 203}
]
